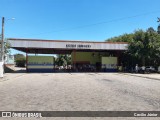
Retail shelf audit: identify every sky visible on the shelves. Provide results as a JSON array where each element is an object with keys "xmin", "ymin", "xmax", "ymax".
[{"xmin": 0, "ymin": 0, "xmax": 160, "ymax": 55}]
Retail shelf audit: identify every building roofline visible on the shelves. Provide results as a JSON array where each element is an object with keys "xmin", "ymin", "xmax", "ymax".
[{"xmin": 7, "ymin": 38, "xmax": 128, "ymax": 44}]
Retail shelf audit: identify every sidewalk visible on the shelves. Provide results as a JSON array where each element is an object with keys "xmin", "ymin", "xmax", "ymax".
[
  {"xmin": 120, "ymin": 73, "xmax": 160, "ymax": 80},
  {"xmin": 0, "ymin": 73, "xmax": 26, "ymax": 82},
  {"xmin": 0, "ymin": 66, "xmax": 26, "ymax": 82}
]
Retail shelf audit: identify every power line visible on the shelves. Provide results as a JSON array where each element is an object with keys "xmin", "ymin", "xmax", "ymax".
[{"xmin": 10, "ymin": 10, "xmax": 160, "ymax": 37}]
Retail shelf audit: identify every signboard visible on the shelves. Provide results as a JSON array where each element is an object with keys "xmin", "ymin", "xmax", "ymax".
[{"xmin": 66, "ymin": 44, "xmax": 91, "ymax": 49}]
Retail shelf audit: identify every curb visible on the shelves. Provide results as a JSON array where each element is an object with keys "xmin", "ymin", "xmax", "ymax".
[{"xmin": 117, "ymin": 73, "xmax": 160, "ymax": 81}]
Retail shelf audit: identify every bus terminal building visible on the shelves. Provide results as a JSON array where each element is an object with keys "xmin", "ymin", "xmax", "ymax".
[{"xmin": 8, "ymin": 38, "xmax": 128, "ymax": 72}]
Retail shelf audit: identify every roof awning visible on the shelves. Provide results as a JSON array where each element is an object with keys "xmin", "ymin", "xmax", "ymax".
[{"xmin": 8, "ymin": 38, "xmax": 128, "ymax": 54}]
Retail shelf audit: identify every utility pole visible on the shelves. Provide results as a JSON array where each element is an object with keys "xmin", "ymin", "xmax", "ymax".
[
  {"xmin": 1, "ymin": 17, "xmax": 4, "ymax": 62},
  {"xmin": 0, "ymin": 17, "xmax": 14, "ymax": 77},
  {"xmin": 0, "ymin": 17, "xmax": 4, "ymax": 77}
]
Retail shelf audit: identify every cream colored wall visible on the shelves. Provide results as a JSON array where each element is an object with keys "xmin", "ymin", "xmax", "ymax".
[{"xmin": 71, "ymin": 52, "xmax": 109, "ymax": 64}]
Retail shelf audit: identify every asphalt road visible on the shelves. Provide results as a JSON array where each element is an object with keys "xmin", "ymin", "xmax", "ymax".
[{"xmin": 0, "ymin": 73, "xmax": 160, "ymax": 120}]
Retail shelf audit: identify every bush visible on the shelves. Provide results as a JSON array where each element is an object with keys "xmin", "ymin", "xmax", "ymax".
[{"xmin": 15, "ymin": 58, "xmax": 26, "ymax": 67}]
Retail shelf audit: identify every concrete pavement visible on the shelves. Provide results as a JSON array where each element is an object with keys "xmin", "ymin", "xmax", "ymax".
[
  {"xmin": 118, "ymin": 73, "xmax": 160, "ymax": 81},
  {"xmin": 0, "ymin": 73, "xmax": 160, "ymax": 120}
]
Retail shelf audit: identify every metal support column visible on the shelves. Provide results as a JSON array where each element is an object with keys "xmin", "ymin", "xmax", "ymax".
[
  {"xmin": 73, "ymin": 50, "xmax": 76, "ymax": 71},
  {"xmin": 26, "ymin": 48, "xmax": 28, "ymax": 72},
  {"xmin": 116, "ymin": 51, "xmax": 121, "ymax": 66}
]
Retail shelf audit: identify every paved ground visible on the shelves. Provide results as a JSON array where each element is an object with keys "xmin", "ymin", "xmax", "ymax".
[
  {"xmin": 0, "ymin": 73, "xmax": 160, "ymax": 120},
  {"xmin": 122, "ymin": 73, "xmax": 160, "ymax": 80}
]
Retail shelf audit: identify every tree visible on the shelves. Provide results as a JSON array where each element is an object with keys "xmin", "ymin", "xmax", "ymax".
[
  {"xmin": 4, "ymin": 40, "xmax": 11, "ymax": 54},
  {"xmin": 106, "ymin": 33, "xmax": 134, "ymax": 42},
  {"xmin": 0, "ymin": 38, "xmax": 11, "ymax": 54},
  {"xmin": 145, "ymin": 28, "xmax": 160, "ymax": 66},
  {"xmin": 55, "ymin": 54, "xmax": 71, "ymax": 66},
  {"xmin": 128, "ymin": 30, "xmax": 147, "ymax": 65},
  {"xmin": 128, "ymin": 29, "xmax": 160, "ymax": 66},
  {"xmin": 106, "ymin": 27, "xmax": 160, "ymax": 67},
  {"xmin": 0, "ymin": 38, "xmax": 11, "ymax": 62}
]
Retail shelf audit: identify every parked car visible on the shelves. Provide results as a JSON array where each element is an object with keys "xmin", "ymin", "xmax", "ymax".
[
  {"xmin": 145, "ymin": 66, "xmax": 156, "ymax": 73},
  {"xmin": 158, "ymin": 66, "xmax": 160, "ymax": 73},
  {"xmin": 138, "ymin": 66, "xmax": 146, "ymax": 73}
]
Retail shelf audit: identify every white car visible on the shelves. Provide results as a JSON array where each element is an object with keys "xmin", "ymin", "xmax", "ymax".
[
  {"xmin": 158, "ymin": 66, "xmax": 160, "ymax": 73},
  {"xmin": 145, "ymin": 66, "xmax": 156, "ymax": 73}
]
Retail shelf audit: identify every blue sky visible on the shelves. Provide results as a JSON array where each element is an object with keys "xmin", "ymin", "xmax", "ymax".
[{"xmin": 0, "ymin": 0, "xmax": 160, "ymax": 54}]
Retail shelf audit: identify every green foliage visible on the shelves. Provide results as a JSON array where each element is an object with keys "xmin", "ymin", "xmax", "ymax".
[
  {"xmin": 14, "ymin": 54, "xmax": 25, "ymax": 60},
  {"xmin": 14, "ymin": 54, "xmax": 26, "ymax": 67},
  {"xmin": 0, "ymin": 39, "xmax": 11, "ymax": 54},
  {"xmin": 55, "ymin": 54, "xmax": 71, "ymax": 66},
  {"xmin": 106, "ymin": 27, "xmax": 160, "ymax": 66},
  {"xmin": 4, "ymin": 41, "xmax": 11, "ymax": 54},
  {"xmin": 106, "ymin": 33, "xmax": 134, "ymax": 42},
  {"xmin": 15, "ymin": 58, "xmax": 26, "ymax": 67}
]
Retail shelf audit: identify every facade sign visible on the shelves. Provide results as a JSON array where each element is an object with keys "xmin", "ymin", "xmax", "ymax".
[{"xmin": 66, "ymin": 44, "xmax": 91, "ymax": 49}]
